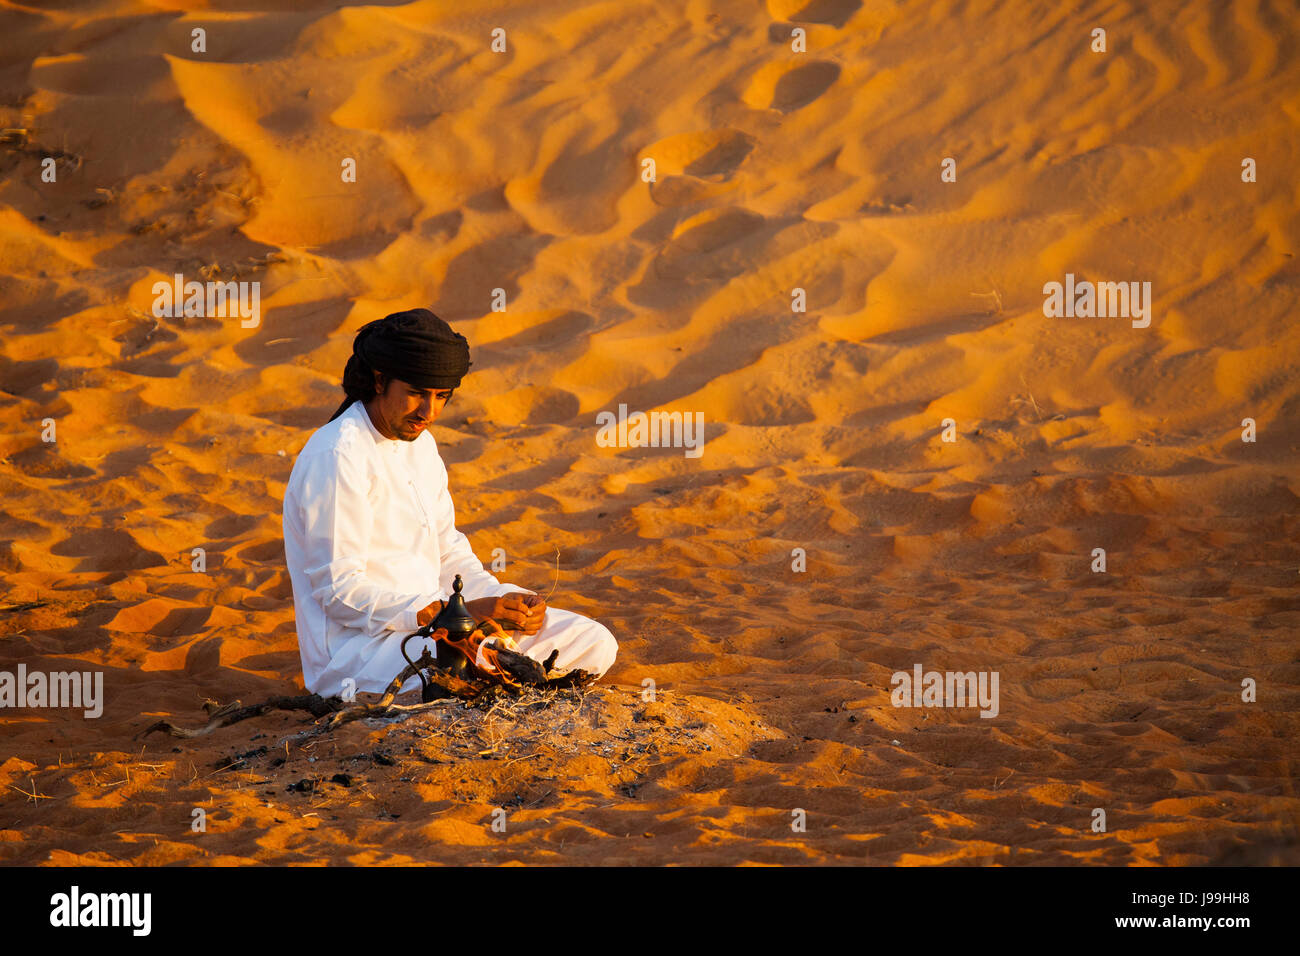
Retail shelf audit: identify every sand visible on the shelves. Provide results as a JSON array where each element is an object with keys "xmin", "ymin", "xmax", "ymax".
[{"xmin": 1, "ymin": 0, "xmax": 1298, "ymax": 865}]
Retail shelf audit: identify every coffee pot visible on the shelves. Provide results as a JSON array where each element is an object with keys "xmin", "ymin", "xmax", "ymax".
[{"xmin": 430, "ymin": 574, "xmax": 476, "ymax": 678}]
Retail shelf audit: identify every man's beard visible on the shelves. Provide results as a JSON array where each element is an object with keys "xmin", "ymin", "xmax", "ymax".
[{"xmin": 398, "ymin": 417, "xmax": 427, "ymax": 440}]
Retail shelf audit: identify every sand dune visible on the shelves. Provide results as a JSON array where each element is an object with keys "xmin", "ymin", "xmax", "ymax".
[{"xmin": 0, "ymin": 0, "xmax": 1297, "ymax": 864}]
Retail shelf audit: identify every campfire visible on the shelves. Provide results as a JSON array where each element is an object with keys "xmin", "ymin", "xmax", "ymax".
[
  {"xmin": 398, "ymin": 615, "xmax": 590, "ymax": 704},
  {"xmin": 398, "ymin": 574, "xmax": 592, "ymax": 702}
]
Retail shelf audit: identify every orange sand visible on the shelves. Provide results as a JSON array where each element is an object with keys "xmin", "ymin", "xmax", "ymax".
[{"xmin": 0, "ymin": 0, "xmax": 1298, "ymax": 865}]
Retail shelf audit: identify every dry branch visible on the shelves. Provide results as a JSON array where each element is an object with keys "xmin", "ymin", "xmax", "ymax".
[
  {"xmin": 140, "ymin": 695, "xmax": 343, "ymax": 739},
  {"xmin": 141, "ymin": 642, "xmax": 594, "ymax": 741}
]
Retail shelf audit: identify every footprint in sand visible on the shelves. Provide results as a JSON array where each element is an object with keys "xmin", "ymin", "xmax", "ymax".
[
  {"xmin": 650, "ymin": 207, "xmax": 771, "ymax": 283},
  {"xmin": 767, "ymin": 0, "xmax": 862, "ymax": 28},
  {"xmin": 50, "ymin": 527, "xmax": 167, "ymax": 573},
  {"xmin": 644, "ymin": 128, "xmax": 755, "ymax": 181},
  {"xmin": 643, "ymin": 129, "xmax": 755, "ymax": 205},
  {"xmin": 482, "ymin": 385, "xmax": 581, "ymax": 426},
  {"xmin": 744, "ymin": 61, "xmax": 841, "ymax": 113}
]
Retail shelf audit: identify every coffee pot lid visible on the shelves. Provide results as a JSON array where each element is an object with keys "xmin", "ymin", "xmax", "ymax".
[{"xmin": 431, "ymin": 574, "xmax": 476, "ymax": 636}]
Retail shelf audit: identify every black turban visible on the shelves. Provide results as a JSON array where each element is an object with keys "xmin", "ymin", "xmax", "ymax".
[{"xmin": 328, "ymin": 308, "xmax": 471, "ymax": 422}]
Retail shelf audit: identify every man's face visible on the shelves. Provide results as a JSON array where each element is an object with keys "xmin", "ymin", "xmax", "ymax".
[{"xmin": 369, "ymin": 374, "xmax": 453, "ymax": 441}]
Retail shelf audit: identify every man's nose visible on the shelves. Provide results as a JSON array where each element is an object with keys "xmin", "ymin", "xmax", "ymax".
[{"xmin": 418, "ymin": 394, "xmax": 434, "ymax": 419}]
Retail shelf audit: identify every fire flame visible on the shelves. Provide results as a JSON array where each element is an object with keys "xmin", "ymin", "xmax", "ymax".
[{"xmin": 438, "ymin": 618, "xmax": 521, "ymax": 687}]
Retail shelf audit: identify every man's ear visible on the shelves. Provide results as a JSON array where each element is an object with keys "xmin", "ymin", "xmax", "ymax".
[{"xmin": 373, "ymin": 370, "xmax": 387, "ymax": 395}]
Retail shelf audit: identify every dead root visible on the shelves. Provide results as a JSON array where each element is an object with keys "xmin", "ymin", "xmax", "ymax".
[{"xmin": 140, "ymin": 695, "xmax": 345, "ymax": 739}]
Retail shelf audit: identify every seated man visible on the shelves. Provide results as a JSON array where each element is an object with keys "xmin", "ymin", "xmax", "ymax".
[{"xmin": 282, "ymin": 307, "xmax": 617, "ymax": 698}]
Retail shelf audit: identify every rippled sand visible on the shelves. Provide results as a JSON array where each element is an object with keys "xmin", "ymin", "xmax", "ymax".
[{"xmin": 0, "ymin": 0, "xmax": 1297, "ymax": 864}]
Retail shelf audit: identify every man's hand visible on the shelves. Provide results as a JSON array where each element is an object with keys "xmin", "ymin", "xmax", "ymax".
[
  {"xmin": 466, "ymin": 592, "xmax": 547, "ymax": 635},
  {"xmin": 415, "ymin": 600, "xmax": 444, "ymax": 628},
  {"xmin": 517, "ymin": 592, "xmax": 547, "ymax": 634}
]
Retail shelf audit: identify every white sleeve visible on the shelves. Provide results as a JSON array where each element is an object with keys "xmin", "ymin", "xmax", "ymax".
[
  {"xmin": 431, "ymin": 455, "xmax": 533, "ymax": 600},
  {"xmin": 297, "ymin": 445, "xmax": 441, "ymax": 633}
]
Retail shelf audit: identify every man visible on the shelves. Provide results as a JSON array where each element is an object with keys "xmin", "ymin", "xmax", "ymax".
[{"xmin": 282, "ymin": 308, "xmax": 617, "ymax": 698}]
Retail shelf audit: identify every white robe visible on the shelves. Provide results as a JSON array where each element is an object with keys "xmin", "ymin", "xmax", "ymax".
[{"xmin": 282, "ymin": 400, "xmax": 617, "ymax": 696}]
